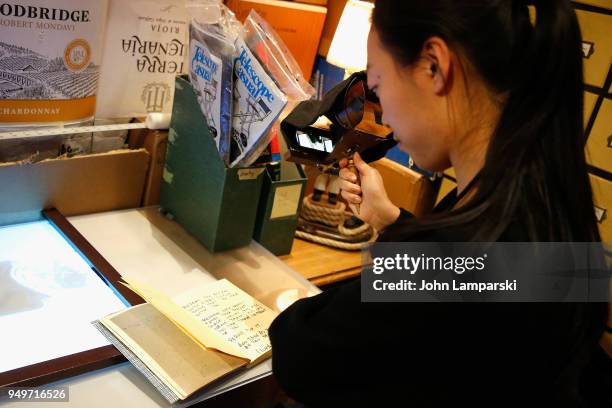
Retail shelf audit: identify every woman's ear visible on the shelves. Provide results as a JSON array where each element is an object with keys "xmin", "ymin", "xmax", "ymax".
[{"xmin": 421, "ymin": 36, "xmax": 452, "ymax": 95}]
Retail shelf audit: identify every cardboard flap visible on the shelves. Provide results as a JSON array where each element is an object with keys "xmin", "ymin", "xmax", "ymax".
[{"xmin": 0, "ymin": 149, "xmax": 150, "ymax": 226}]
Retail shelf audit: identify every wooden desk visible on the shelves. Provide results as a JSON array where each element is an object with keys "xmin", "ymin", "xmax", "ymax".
[
  {"xmin": 280, "ymin": 238, "xmax": 363, "ymax": 286},
  {"xmin": 0, "ymin": 208, "xmax": 319, "ymax": 408}
]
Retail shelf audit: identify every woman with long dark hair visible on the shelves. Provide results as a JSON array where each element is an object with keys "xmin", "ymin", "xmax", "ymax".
[{"xmin": 269, "ymin": 1, "xmax": 611, "ymax": 406}]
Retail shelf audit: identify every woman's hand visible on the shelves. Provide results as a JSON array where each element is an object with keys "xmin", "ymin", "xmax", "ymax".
[{"xmin": 338, "ymin": 152, "xmax": 400, "ymax": 231}]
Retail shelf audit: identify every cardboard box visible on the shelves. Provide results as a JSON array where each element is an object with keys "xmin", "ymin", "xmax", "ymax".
[
  {"xmin": 128, "ymin": 127, "xmax": 169, "ymax": 206},
  {"xmin": 0, "ymin": 149, "xmax": 150, "ymax": 226},
  {"xmin": 0, "ymin": 132, "xmax": 94, "ymax": 164},
  {"xmin": 160, "ymin": 77, "xmax": 265, "ymax": 252},
  {"xmin": 253, "ymin": 162, "xmax": 306, "ymax": 255},
  {"xmin": 226, "ymin": 0, "xmax": 327, "ymax": 80}
]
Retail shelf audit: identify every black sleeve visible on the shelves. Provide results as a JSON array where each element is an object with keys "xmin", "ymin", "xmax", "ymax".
[
  {"xmin": 377, "ymin": 207, "xmax": 413, "ymax": 236},
  {"xmin": 268, "ymin": 280, "xmax": 366, "ymax": 406},
  {"xmin": 397, "ymin": 207, "xmax": 414, "ymax": 220},
  {"xmin": 268, "ymin": 280, "xmax": 597, "ymax": 406},
  {"xmin": 268, "ymin": 279, "xmax": 469, "ymax": 406},
  {"xmin": 268, "ymin": 213, "xmax": 606, "ymax": 406}
]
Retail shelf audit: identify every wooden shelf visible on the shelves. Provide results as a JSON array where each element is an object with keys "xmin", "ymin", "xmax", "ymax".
[{"xmin": 279, "ymin": 238, "xmax": 362, "ymax": 286}]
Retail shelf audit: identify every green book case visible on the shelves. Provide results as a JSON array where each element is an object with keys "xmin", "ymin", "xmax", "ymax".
[{"xmin": 160, "ymin": 76, "xmax": 265, "ymax": 252}]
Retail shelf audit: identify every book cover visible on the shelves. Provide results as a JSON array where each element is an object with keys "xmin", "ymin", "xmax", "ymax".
[
  {"xmin": 230, "ymin": 38, "xmax": 287, "ymax": 167},
  {"xmin": 226, "ymin": 0, "xmax": 327, "ymax": 80},
  {"xmin": 310, "ymin": 56, "xmax": 345, "ymax": 100}
]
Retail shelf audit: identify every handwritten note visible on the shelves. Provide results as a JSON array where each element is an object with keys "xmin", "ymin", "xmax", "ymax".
[{"xmin": 173, "ymin": 279, "xmax": 277, "ymax": 362}]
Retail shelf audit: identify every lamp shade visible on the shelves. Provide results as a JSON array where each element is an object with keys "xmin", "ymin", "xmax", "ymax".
[{"xmin": 326, "ymin": 0, "xmax": 374, "ymax": 72}]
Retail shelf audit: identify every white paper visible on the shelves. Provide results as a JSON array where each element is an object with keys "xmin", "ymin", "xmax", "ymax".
[
  {"xmin": 172, "ymin": 279, "xmax": 276, "ymax": 363},
  {"xmin": 95, "ymin": 0, "xmax": 189, "ymax": 118}
]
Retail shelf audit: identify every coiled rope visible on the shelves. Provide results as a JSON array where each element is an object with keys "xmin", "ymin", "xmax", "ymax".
[{"xmin": 297, "ymin": 195, "xmax": 377, "ymax": 250}]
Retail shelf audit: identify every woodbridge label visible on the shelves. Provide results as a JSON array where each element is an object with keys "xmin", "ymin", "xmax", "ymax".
[
  {"xmin": 0, "ymin": 4, "xmax": 90, "ymax": 22},
  {"xmin": 230, "ymin": 38, "xmax": 287, "ymax": 167},
  {"xmin": 95, "ymin": 0, "xmax": 188, "ymax": 118},
  {"xmin": 0, "ymin": 0, "xmax": 107, "ymax": 125}
]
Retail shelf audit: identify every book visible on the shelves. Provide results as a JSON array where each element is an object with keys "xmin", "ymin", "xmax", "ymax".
[
  {"xmin": 310, "ymin": 55, "xmax": 345, "ymax": 100},
  {"xmin": 93, "ymin": 278, "xmax": 278, "ymax": 403},
  {"xmin": 226, "ymin": 0, "xmax": 327, "ymax": 80}
]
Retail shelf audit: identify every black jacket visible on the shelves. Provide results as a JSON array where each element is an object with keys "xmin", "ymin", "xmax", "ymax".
[{"xmin": 269, "ymin": 189, "xmax": 611, "ymax": 407}]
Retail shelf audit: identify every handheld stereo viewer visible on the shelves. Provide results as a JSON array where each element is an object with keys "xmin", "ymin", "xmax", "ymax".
[{"xmin": 280, "ymin": 71, "xmax": 396, "ymax": 171}]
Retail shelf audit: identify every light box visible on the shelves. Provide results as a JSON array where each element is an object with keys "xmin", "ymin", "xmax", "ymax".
[{"xmin": 0, "ymin": 209, "xmax": 143, "ymax": 387}]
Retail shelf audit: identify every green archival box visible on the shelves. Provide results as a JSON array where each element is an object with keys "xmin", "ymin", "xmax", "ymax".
[
  {"xmin": 160, "ymin": 76, "xmax": 265, "ymax": 252},
  {"xmin": 254, "ymin": 162, "xmax": 307, "ymax": 256}
]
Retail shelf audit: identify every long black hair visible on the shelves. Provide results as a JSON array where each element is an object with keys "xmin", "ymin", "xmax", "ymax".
[
  {"xmin": 372, "ymin": 0, "xmax": 608, "ymax": 404},
  {"xmin": 373, "ymin": 0, "xmax": 599, "ymax": 243}
]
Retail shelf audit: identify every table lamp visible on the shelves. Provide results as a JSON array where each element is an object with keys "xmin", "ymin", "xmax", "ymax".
[{"xmin": 326, "ymin": 0, "xmax": 374, "ymax": 76}]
